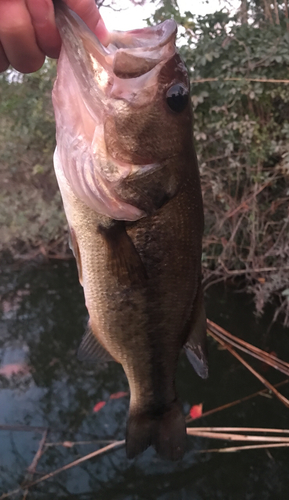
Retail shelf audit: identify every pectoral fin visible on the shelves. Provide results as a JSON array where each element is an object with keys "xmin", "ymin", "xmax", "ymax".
[
  {"xmin": 98, "ymin": 221, "xmax": 147, "ymax": 286},
  {"xmin": 184, "ymin": 289, "xmax": 208, "ymax": 379},
  {"xmin": 78, "ymin": 324, "xmax": 115, "ymax": 363},
  {"xmin": 113, "ymin": 160, "xmax": 180, "ymax": 215}
]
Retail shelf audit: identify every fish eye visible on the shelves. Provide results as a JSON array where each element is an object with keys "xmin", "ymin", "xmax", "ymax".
[{"xmin": 166, "ymin": 84, "xmax": 189, "ymax": 113}]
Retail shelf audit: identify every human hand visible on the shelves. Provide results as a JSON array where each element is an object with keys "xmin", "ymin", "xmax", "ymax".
[{"xmin": 0, "ymin": 0, "xmax": 109, "ymax": 73}]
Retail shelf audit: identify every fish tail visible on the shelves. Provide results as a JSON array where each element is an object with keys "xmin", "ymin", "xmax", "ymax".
[{"xmin": 126, "ymin": 401, "xmax": 186, "ymax": 461}]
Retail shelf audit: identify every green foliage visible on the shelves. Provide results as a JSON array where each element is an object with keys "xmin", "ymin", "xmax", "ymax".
[
  {"xmin": 0, "ymin": 1, "xmax": 289, "ymax": 323},
  {"xmin": 0, "ymin": 60, "xmax": 67, "ymax": 256},
  {"xmin": 152, "ymin": 1, "xmax": 289, "ymax": 323}
]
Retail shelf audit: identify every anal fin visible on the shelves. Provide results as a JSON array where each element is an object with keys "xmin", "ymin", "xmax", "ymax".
[
  {"xmin": 183, "ymin": 287, "xmax": 208, "ymax": 379},
  {"xmin": 77, "ymin": 323, "xmax": 115, "ymax": 363}
]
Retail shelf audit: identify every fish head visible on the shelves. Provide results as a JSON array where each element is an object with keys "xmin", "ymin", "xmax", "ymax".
[
  {"xmin": 104, "ymin": 25, "xmax": 193, "ymax": 166},
  {"xmin": 53, "ymin": 4, "xmax": 193, "ymax": 219}
]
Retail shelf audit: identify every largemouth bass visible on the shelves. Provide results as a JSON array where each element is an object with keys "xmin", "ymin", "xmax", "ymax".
[{"xmin": 52, "ymin": 0, "xmax": 208, "ymax": 461}]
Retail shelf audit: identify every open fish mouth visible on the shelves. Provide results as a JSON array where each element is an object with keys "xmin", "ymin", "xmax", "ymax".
[
  {"xmin": 106, "ymin": 21, "xmax": 177, "ymax": 79},
  {"xmin": 54, "ymin": 3, "xmax": 177, "ymax": 105}
]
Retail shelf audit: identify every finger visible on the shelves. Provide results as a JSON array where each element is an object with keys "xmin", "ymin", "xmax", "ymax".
[
  {"xmin": 0, "ymin": 41, "xmax": 9, "ymax": 72},
  {"xmin": 0, "ymin": 0, "xmax": 45, "ymax": 73},
  {"xmin": 65, "ymin": 0, "xmax": 101, "ymax": 32},
  {"xmin": 26, "ymin": 0, "xmax": 61, "ymax": 59},
  {"xmin": 93, "ymin": 15, "xmax": 110, "ymax": 45},
  {"xmin": 65, "ymin": 0, "xmax": 110, "ymax": 44}
]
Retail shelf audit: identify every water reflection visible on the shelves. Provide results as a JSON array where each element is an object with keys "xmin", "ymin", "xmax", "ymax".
[{"xmin": 0, "ymin": 261, "xmax": 289, "ymax": 499}]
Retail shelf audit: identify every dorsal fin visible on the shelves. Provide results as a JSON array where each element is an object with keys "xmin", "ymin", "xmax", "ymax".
[{"xmin": 77, "ymin": 324, "xmax": 115, "ymax": 363}]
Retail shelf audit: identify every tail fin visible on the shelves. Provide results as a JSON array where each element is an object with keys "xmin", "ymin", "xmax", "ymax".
[{"xmin": 126, "ymin": 401, "xmax": 186, "ymax": 461}]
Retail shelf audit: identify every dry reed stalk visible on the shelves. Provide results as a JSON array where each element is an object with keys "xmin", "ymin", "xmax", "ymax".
[
  {"xmin": 189, "ymin": 427, "xmax": 289, "ymax": 434},
  {"xmin": 208, "ymin": 329, "xmax": 289, "ymax": 408},
  {"xmin": 185, "ymin": 379, "xmax": 289, "ymax": 423},
  {"xmin": 0, "ymin": 440, "xmax": 125, "ymax": 500},
  {"xmin": 2, "ymin": 424, "xmax": 289, "ymax": 498},
  {"xmin": 27, "ymin": 430, "xmax": 48, "ymax": 474},
  {"xmin": 21, "ymin": 430, "xmax": 49, "ymax": 499},
  {"xmin": 186, "ymin": 428, "xmax": 289, "ymax": 442},
  {"xmin": 224, "ymin": 177, "xmax": 275, "ymax": 219},
  {"xmin": 198, "ymin": 442, "xmax": 289, "ymax": 453},
  {"xmin": 44, "ymin": 439, "xmax": 116, "ymax": 448},
  {"xmin": 207, "ymin": 319, "xmax": 289, "ymax": 376}
]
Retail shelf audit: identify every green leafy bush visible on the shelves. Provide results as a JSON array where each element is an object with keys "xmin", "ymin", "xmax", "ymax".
[{"xmin": 0, "ymin": 60, "xmax": 67, "ymax": 257}]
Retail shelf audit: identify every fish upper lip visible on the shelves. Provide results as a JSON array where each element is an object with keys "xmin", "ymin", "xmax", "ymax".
[
  {"xmin": 108, "ymin": 20, "xmax": 177, "ymax": 52},
  {"xmin": 55, "ymin": 3, "xmax": 177, "ymax": 78}
]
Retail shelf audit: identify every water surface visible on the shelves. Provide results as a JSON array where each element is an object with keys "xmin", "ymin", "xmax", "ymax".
[{"xmin": 0, "ymin": 261, "xmax": 289, "ymax": 499}]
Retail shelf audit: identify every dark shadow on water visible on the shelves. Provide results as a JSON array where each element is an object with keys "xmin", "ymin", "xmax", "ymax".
[{"xmin": 0, "ymin": 261, "xmax": 289, "ymax": 499}]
